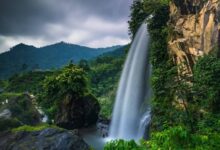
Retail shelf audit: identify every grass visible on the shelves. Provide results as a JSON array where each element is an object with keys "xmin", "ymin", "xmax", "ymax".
[
  {"xmin": 0, "ymin": 92, "xmax": 23, "ymax": 102},
  {"xmin": 12, "ymin": 123, "xmax": 62, "ymax": 132}
]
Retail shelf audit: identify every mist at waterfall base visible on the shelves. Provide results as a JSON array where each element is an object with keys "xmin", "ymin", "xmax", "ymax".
[
  {"xmin": 109, "ymin": 22, "xmax": 151, "ymax": 140},
  {"xmin": 81, "ymin": 23, "xmax": 151, "ymax": 149}
]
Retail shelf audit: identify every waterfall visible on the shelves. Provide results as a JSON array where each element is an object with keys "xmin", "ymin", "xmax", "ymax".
[{"xmin": 109, "ymin": 23, "xmax": 151, "ymax": 140}]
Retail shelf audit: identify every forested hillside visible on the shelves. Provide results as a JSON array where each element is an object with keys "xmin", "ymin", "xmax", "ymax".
[{"xmin": 0, "ymin": 42, "xmax": 122, "ymax": 79}]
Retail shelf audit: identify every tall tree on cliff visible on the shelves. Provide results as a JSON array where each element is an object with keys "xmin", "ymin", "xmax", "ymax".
[{"xmin": 128, "ymin": 0, "xmax": 147, "ymax": 39}]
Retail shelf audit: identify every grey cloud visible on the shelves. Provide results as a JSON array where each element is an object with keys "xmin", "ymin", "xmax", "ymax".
[
  {"xmin": 0, "ymin": 0, "xmax": 132, "ymax": 36},
  {"xmin": 71, "ymin": 0, "xmax": 131, "ymax": 21},
  {"xmin": 0, "ymin": 0, "xmax": 65, "ymax": 36},
  {"xmin": 0, "ymin": 0, "xmax": 133, "ymax": 52}
]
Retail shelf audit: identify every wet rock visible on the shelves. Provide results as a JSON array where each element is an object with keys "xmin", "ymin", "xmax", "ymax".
[
  {"xmin": 97, "ymin": 118, "xmax": 110, "ymax": 138},
  {"xmin": 0, "ymin": 109, "xmax": 11, "ymax": 119},
  {"xmin": 55, "ymin": 93, "xmax": 100, "ymax": 130},
  {"xmin": 0, "ymin": 128, "xmax": 90, "ymax": 150}
]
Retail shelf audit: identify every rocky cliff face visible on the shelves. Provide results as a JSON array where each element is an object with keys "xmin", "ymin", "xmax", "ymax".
[{"xmin": 168, "ymin": 0, "xmax": 220, "ymax": 75}]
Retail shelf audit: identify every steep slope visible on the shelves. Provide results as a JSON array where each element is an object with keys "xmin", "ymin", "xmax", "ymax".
[{"xmin": 0, "ymin": 42, "xmax": 121, "ymax": 79}]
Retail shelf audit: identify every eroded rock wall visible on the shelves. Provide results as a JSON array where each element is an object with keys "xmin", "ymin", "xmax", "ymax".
[{"xmin": 168, "ymin": 0, "xmax": 220, "ymax": 75}]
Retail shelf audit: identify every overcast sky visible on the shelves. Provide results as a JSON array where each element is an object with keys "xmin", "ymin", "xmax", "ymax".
[{"xmin": 0, "ymin": 0, "xmax": 133, "ymax": 53}]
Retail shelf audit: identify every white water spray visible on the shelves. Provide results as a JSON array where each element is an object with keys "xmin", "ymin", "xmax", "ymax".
[{"xmin": 109, "ymin": 23, "xmax": 151, "ymax": 140}]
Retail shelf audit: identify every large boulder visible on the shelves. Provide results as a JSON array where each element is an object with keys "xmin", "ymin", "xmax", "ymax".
[
  {"xmin": 55, "ymin": 93, "xmax": 100, "ymax": 129},
  {"xmin": 0, "ymin": 128, "xmax": 89, "ymax": 150}
]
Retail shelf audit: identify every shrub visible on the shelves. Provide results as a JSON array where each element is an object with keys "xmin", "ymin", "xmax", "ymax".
[
  {"xmin": 12, "ymin": 123, "xmax": 60, "ymax": 132},
  {"xmin": 147, "ymin": 125, "xmax": 220, "ymax": 150},
  {"xmin": 37, "ymin": 63, "xmax": 90, "ymax": 120},
  {"xmin": 193, "ymin": 55, "xmax": 220, "ymax": 113},
  {"xmin": 104, "ymin": 139, "xmax": 146, "ymax": 150}
]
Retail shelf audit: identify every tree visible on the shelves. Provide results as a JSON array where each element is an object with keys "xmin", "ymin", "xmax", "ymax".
[
  {"xmin": 193, "ymin": 55, "xmax": 220, "ymax": 113},
  {"xmin": 128, "ymin": 1, "xmax": 147, "ymax": 39},
  {"xmin": 38, "ymin": 64, "xmax": 88, "ymax": 119},
  {"xmin": 78, "ymin": 59, "xmax": 90, "ymax": 71}
]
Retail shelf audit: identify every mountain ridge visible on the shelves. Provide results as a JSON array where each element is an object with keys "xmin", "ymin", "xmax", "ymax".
[
  {"xmin": 0, "ymin": 42, "xmax": 124, "ymax": 79},
  {"xmin": 5, "ymin": 42, "xmax": 122, "ymax": 53}
]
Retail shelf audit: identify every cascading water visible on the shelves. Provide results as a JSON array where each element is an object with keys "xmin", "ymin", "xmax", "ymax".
[{"xmin": 109, "ymin": 22, "xmax": 151, "ymax": 140}]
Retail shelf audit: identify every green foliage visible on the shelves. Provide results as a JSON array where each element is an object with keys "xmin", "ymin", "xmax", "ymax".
[
  {"xmin": 143, "ymin": 0, "xmax": 178, "ymax": 130},
  {"xmin": 90, "ymin": 56, "xmax": 123, "ymax": 97},
  {"xmin": 0, "ymin": 118, "xmax": 21, "ymax": 131},
  {"xmin": 78, "ymin": 59, "xmax": 91, "ymax": 72},
  {"xmin": 147, "ymin": 125, "xmax": 220, "ymax": 150},
  {"xmin": 144, "ymin": 0, "xmax": 170, "ymax": 16},
  {"xmin": 45, "ymin": 63, "xmax": 87, "ymax": 97},
  {"xmin": 37, "ymin": 63, "xmax": 88, "ymax": 120},
  {"xmin": 128, "ymin": 1, "xmax": 147, "ymax": 38},
  {"xmin": 0, "ymin": 92, "xmax": 22, "ymax": 102},
  {"xmin": 147, "ymin": 126, "xmax": 190, "ymax": 149},
  {"xmin": 6, "ymin": 71, "xmax": 53, "ymax": 94},
  {"xmin": 104, "ymin": 140, "xmax": 146, "ymax": 150},
  {"xmin": 0, "ymin": 80, "xmax": 8, "ymax": 90},
  {"xmin": 193, "ymin": 55, "xmax": 220, "ymax": 113},
  {"xmin": 97, "ymin": 96, "xmax": 114, "ymax": 119},
  {"xmin": 0, "ymin": 94, "xmax": 40, "ymax": 125},
  {"xmin": 88, "ymin": 54, "xmax": 125, "ymax": 118},
  {"xmin": 12, "ymin": 123, "xmax": 60, "ymax": 132}
]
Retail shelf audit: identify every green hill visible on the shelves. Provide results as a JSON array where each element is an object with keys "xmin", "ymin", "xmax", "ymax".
[{"xmin": 0, "ymin": 42, "xmax": 122, "ymax": 79}]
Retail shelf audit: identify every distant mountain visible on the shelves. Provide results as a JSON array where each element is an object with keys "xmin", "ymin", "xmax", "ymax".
[{"xmin": 0, "ymin": 42, "xmax": 122, "ymax": 79}]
